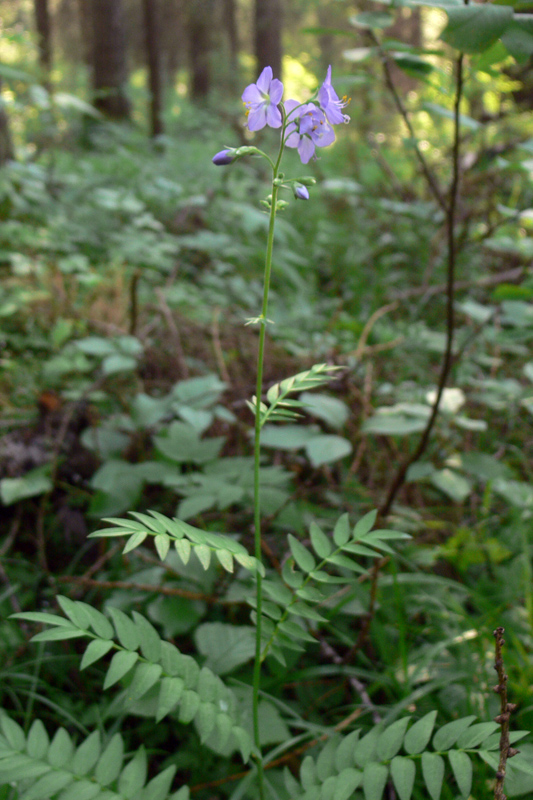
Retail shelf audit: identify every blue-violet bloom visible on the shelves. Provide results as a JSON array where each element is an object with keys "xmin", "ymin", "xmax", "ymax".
[
  {"xmin": 284, "ymin": 101, "xmax": 335, "ymax": 164},
  {"xmin": 212, "ymin": 149, "xmax": 234, "ymax": 166},
  {"xmin": 318, "ymin": 65, "xmax": 350, "ymax": 125},
  {"xmin": 242, "ymin": 66, "xmax": 283, "ymax": 131}
]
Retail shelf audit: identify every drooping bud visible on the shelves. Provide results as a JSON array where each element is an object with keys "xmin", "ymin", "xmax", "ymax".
[
  {"xmin": 212, "ymin": 149, "xmax": 235, "ymax": 166},
  {"xmin": 294, "ymin": 185, "xmax": 309, "ymax": 200}
]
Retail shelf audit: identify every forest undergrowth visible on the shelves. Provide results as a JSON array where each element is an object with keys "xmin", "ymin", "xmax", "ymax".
[{"xmin": 2, "ymin": 4, "xmax": 533, "ymax": 799}]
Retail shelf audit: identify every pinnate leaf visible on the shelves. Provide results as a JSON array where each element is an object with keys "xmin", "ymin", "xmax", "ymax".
[
  {"xmin": 80, "ymin": 639, "xmax": 114, "ymax": 670},
  {"xmin": 72, "ymin": 730, "xmax": 101, "ymax": 776},
  {"xmin": 48, "ymin": 728, "xmax": 73, "ymax": 767},
  {"xmin": 309, "ymin": 521, "xmax": 332, "ymax": 559},
  {"xmin": 448, "ymin": 750, "xmax": 472, "ymax": 797},
  {"xmin": 156, "ymin": 677, "xmax": 185, "ymax": 722},
  {"xmin": 421, "ymin": 752, "xmax": 445, "ymax": 800},
  {"xmin": 363, "ymin": 762, "xmax": 389, "ymax": 800},
  {"xmin": 403, "ymin": 710, "xmax": 437, "ymax": 754},
  {"xmin": 376, "ymin": 717, "xmax": 410, "ymax": 760},
  {"xmin": 432, "ymin": 716, "xmax": 476, "ymax": 751},
  {"xmin": 288, "ymin": 535, "xmax": 316, "ymax": 572},
  {"xmin": 95, "ymin": 733, "xmax": 124, "ymax": 786},
  {"xmin": 118, "ymin": 748, "xmax": 147, "ymax": 799},
  {"xmin": 127, "ymin": 662, "xmax": 163, "ymax": 702},
  {"xmin": 104, "ymin": 650, "xmax": 139, "ymax": 689},
  {"xmin": 107, "ymin": 606, "xmax": 139, "ymax": 651},
  {"xmin": 390, "ymin": 756, "xmax": 415, "ymax": 800},
  {"xmin": 133, "ymin": 611, "xmax": 161, "ymax": 662},
  {"xmin": 26, "ymin": 719, "xmax": 49, "ymax": 760},
  {"xmin": 333, "ymin": 514, "xmax": 350, "ymax": 546}
]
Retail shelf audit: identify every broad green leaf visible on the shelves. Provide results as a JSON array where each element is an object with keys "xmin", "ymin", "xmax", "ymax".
[
  {"xmin": 232, "ymin": 726, "xmax": 252, "ymax": 763},
  {"xmin": 376, "ymin": 717, "xmax": 410, "ymax": 760},
  {"xmin": 123, "ymin": 530, "xmax": 148, "ymax": 553},
  {"xmin": 103, "ymin": 650, "xmax": 139, "ymax": 690},
  {"xmin": 194, "ymin": 623, "xmax": 255, "ymax": 675},
  {"xmin": 215, "ymin": 712, "xmax": 234, "ymax": 748},
  {"xmin": 448, "ymin": 750, "xmax": 472, "ymax": 797},
  {"xmin": 154, "ymin": 533, "xmax": 171, "ymax": 561},
  {"xmin": 334, "ymin": 730, "xmax": 361, "ymax": 771},
  {"xmin": 300, "ymin": 392, "xmax": 349, "ymax": 430},
  {"xmin": 95, "ymin": 733, "xmax": 124, "ymax": 786},
  {"xmin": 260, "ymin": 424, "xmax": 318, "ymax": 450},
  {"xmin": 196, "ymin": 701, "xmax": 217, "ymax": 742},
  {"xmin": 0, "ymin": 467, "xmax": 53, "ymax": 505},
  {"xmin": 455, "ymin": 721, "xmax": 499, "ymax": 748},
  {"xmin": 288, "ymin": 535, "xmax": 316, "ymax": 572},
  {"xmin": 353, "ymin": 727, "xmax": 380, "ymax": 768},
  {"xmin": 333, "ymin": 514, "xmax": 351, "ymax": 547},
  {"xmin": 132, "ymin": 612, "xmax": 161, "ymax": 662},
  {"xmin": 353, "ymin": 509, "xmax": 378, "ymax": 539},
  {"xmin": 75, "ymin": 603, "xmax": 114, "ymax": 640},
  {"xmin": 175, "ymin": 538, "xmax": 191, "ymax": 564},
  {"xmin": 363, "ymin": 762, "xmax": 389, "ymax": 800},
  {"xmin": 350, "ymin": 11, "xmax": 394, "ymax": 29},
  {"xmin": 107, "ymin": 607, "xmax": 139, "ymax": 651},
  {"xmin": 441, "ymin": 4, "xmax": 513, "ymax": 53},
  {"xmin": 430, "ymin": 469, "xmax": 471, "ymax": 502},
  {"xmin": 140, "ymin": 765, "xmax": 177, "ymax": 800},
  {"xmin": 300, "ymin": 755, "xmax": 318, "ymax": 789},
  {"xmin": 80, "ymin": 639, "xmax": 114, "ymax": 670},
  {"xmin": 421, "ymin": 752, "xmax": 445, "ymax": 800},
  {"xmin": 390, "ymin": 756, "xmax": 415, "ymax": 800},
  {"xmin": 19, "ymin": 769, "xmax": 73, "ymax": 800},
  {"xmin": 31, "ymin": 627, "xmax": 86, "ymax": 642},
  {"xmin": 432, "ymin": 716, "xmax": 476, "ymax": 750},
  {"xmin": 333, "ymin": 767, "xmax": 363, "ymax": 800},
  {"xmin": 502, "ymin": 17, "xmax": 533, "ymax": 63},
  {"xmin": 72, "ymin": 730, "xmax": 101, "ymax": 776},
  {"xmin": 118, "ymin": 748, "xmax": 147, "ymax": 799},
  {"xmin": 48, "ymin": 728, "xmax": 74, "ymax": 768},
  {"xmin": 26, "ymin": 719, "xmax": 49, "ymax": 760},
  {"xmin": 156, "ymin": 677, "xmax": 185, "ymax": 722},
  {"xmin": 362, "ymin": 414, "xmax": 428, "ymax": 436},
  {"xmin": 216, "ymin": 549, "xmax": 233, "ymax": 572},
  {"xmin": 11, "ymin": 612, "xmax": 79, "ymax": 628},
  {"xmin": 305, "ymin": 435, "xmax": 352, "ymax": 467},
  {"xmin": 178, "ymin": 690, "xmax": 200, "ymax": 724},
  {"xmin": 309, "ymin": 521, "xmax": 332, "ymax": 559},
  {"xmin": 194, "ymin": 543, "xmax": 211, "ymax": 570},
  {"xmin": 403, "ymin": 710, "xmax": 437, "ymax": 754},
  {"xmin": 126, "ymin": 662, "xmax": 163, "ymax": 702},
  {"xmin": 52, "ymin": 779, "xmax": 100, "ymax": 800},
  {"xmin": 57, "ymin": 597, "xmax": 92, "ymax": 629}
]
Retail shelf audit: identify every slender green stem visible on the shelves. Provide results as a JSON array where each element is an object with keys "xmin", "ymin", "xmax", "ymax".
[{"xmin": 251, "ymin": 137, "xmax": 285, "ymax": 799}]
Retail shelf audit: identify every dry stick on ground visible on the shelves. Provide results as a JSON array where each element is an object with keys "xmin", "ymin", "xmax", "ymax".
[
  {"xmin": 344, "ymin": 50, "xmax": 466, "ymax": 665},
  {"xmin": 493, "ymin": 627, "xmax": 519, "ymax": 800},
  {"xmin": 155, "ymin": 288, "xmax": 190, "ymax": 379}
]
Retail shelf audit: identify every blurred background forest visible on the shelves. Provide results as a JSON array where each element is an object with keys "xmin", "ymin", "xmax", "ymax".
[{"xmin": 2, "ymin": 0, "xmax": 533, "ymax": 798}]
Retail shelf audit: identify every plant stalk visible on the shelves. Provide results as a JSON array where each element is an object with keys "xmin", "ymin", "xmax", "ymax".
[{"xmin": 252, "ymin": 141, "xmax": 284, "ymax": 799}]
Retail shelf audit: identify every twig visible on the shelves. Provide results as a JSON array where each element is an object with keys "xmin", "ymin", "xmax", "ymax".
[
  {"xmin": 56, "ymin": 575, "xmax": 239, "ymax": 604},
  {"xmin": 371, "ymin": 32, "xmax": 447, "ymax": 212},
  {"xmin": 493, "ymin": 627, "xmax": 519, "ymax": 800},
  {"xmin": 392, "ymin": 266, "xmax": 526, "ymax": 301},
  {"xmin": 211, "ymin": 306, "xmax": 231, "ymax": 383},
  {"xmin": 379, "ymin": 49, "xmax": 465, "ymax": 521}
]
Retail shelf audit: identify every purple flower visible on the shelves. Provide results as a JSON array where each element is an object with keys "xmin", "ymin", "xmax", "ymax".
[
  {"xmin": 294, "ymin": 185, "xmax": 309, "ymax": 200},
  {"xmin": 318, "ymin": 66, "xmax": 350, "ymax": 125},
  {"xmin": 212, "ymin": 149, "xmax": 234, "ymax": 166},
  {"xmin": 284, "ymin": 101, "xmax": 335, "ymax": 164},
  {"xmin": 242, "ymin": 67, "xmax": 284, "ymax": 131}
]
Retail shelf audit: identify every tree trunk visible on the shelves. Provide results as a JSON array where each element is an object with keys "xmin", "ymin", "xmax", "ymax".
[
  {"xmin": 0, "ymin": 80, "xmax": 14, "ymax": 166},
  {"xmin": 255, "ymin": 0, "xmax": 282, "ymax": 81},
  {"xmin": 188, "ymin": 0, "xmax": 212, "ymax": 101},
  {"xmin": 224, "ymin": 0, "xmax": 239, "ymax": 77},
  {"xmin": 142, "ymin": 0, "xmax": 164, "ymax": 136},
  {"xmin": 91, "ymin": 0, "xmax": 131, "ymax": 120},
  {"xmin": 34, "ymin": 0, "xmax": 52, "ymax": 83}
]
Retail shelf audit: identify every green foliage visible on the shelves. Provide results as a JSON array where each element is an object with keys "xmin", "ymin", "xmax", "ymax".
[{"xmin": 0, "ymin": 714, "xmax": 189, "ymax": 800}]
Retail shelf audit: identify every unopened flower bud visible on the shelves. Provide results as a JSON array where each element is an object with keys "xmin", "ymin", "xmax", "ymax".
[
  {"xmin": 276, "ymin": 200, "xmax": 289, "ymax": 210},
  {"xmin": 296, "ymin": 176, "xmax": 317, "ymax": 187},
  {"xmin": 294, "ymin": 185, "xmax": 309, "ymax": 200},
  {"xmin": 212, "ymin": 149, "xmax": 235, "ymax": 166}
]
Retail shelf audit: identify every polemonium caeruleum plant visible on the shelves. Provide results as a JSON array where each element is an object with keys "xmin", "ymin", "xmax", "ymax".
[{"xmin": 213, "ymin": 65, "xmax": 350, "ymax": 797}]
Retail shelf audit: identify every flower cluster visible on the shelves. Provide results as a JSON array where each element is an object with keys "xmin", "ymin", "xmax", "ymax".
[
  {"xmin": 212, "ymin": 65, "xmax": 350, "ymax": 200},
  {"xmin": 241, "ymin": 65, "xmax": 349, "ymax": 165}
]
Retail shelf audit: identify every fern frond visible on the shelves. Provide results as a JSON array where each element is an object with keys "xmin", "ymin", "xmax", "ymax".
[
  {"xmin": 89, "ymin": 510, "xmax": 264, "ymax": 576},
  {"xmin": 282, "ymin": 713, "xmax": 532, "ymax": 800},
  {"xmin": 0, "ymin": 715, "xmax": 190, "ymax": 800},
  {"xmin": 11, "ymin": 601, "xmax": 253, "ymax": 762}
]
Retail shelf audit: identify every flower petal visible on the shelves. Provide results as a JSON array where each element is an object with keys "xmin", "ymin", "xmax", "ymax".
[
  {"xmin": 265, "ymin": 103, "xmax": 282, "ymax": 128},
  {"xmin": 256, "ymin": 66, "xmax": 273, "ymax": 93}
]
